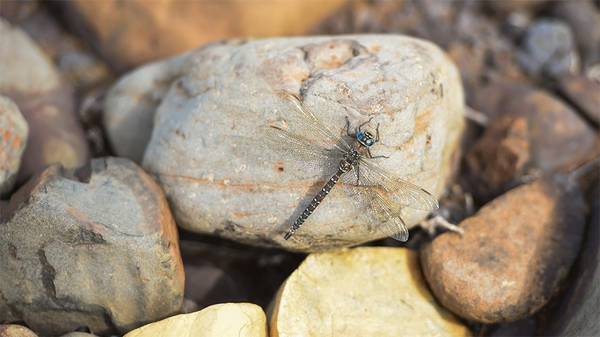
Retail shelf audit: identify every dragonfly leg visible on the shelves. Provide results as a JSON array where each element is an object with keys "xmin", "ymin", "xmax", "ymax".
[
  {"xmin": 367, "ymin": 147, "xmax": 389, "ymax": 159},
  {"xmin": 344, "ymin": 116, "xmax": 354, "ymax": 137},
  {"xmin": 420, "ymin": 215, "xmax": 464, "ymax": 237},
  {"xmin": 357, "ymin": 116, "xmax": 375, "ymax": 131},
  {"xmin": 375, "ymin": 123, "xmax": 381, "ymax": 142}
]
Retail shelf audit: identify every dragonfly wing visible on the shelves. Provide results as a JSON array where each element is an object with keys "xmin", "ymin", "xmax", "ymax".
[
  {"xmin": 277, "ymin": 91, "xmax": 352, "ymax": 153},
  {"xmin": 340, "ymin": 173, "xmax": 410, "ymax": 242},
  {"xmin": 263, "ymin": 125, "xmax": 342, "ymax": 172},
  {"xmin": 357, "ymin": 158, "xmax": 439, "ymax": 212}
]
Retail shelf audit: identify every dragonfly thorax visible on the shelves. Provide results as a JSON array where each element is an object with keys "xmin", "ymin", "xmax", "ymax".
[
  {"xmin": 340, "ymin": 150, "xmax": 361, "ymax": 172},
  {"xmin": 356, "ymin": 130, "xmax": 376, "ymax": 147}
]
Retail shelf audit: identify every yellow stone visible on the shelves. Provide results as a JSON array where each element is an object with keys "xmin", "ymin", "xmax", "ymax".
[
  {"xmin": 124, "ymin": 303, "xmax": 267, "ymax": 337},
  {"xmin": 270, "ymin": 247, "xmax": 470, "ymax": 337}
]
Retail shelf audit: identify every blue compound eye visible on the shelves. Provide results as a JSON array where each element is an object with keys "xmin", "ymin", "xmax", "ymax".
[
  {"xmin": 356, "ymin": 131, "xmax": 365, "ymax": 140},
  {"xmin": 366, "ymin": 139, "xmax": 374, "ymax": 146}
]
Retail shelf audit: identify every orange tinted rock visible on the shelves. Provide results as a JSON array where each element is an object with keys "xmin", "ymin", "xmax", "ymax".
[
  {"xmin": 62, "ymin": 0, "xmax": 347, "ymax": 71},
  {"xmin": 421, "ymin": 175, "xmax": 586, "ymax": 323},
  {"xmin": 0, "ymin": 158, "xmax": 184, "ymax": 336},
  {"xmin": 0, "ymin": 96, "xmax": 28, "ymax": 196}
]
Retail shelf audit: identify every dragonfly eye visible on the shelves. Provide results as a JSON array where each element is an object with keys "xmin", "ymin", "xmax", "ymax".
[{"xmin": 366, "ymin": 139, "xmax": 374, "ymax": 146}]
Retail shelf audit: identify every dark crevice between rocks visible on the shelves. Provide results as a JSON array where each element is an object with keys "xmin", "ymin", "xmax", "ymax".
[
  {"xmin": 37, "ymin": 248, "xmax": 58, "ymax": 301},
  {"xmin": 553, "ymin": 87, "xmax": 600, "ymax": 129}
]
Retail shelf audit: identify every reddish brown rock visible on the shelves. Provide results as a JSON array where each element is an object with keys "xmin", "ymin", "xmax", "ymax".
[
  {"xmin": 421, "ymin": 175, "xmax": 586, "ymax": 323},
  {"xmin": 0, "ymin": 158, "xmax": 184, "ymax": 336},
  {"xmin": 61, "ymin": 0, "xmax": 346, "ymax": 70},
  {"xmin": 0, "ymin": 96, "xmax": 28, "ymax": 197},
  {"xmin": 0, "ymin": 325, "xmax": 38, "ymax": 337},
  {"xmin": 0, "ymin": 19, "xmax": 89, "ymax": 183},
  {"xmin": 466, "ymin": 86, "xmax": 597, "ymax": 201},
  {"xmin": 557, "ymin": 75, "xmax": 600, "ymax": 125}
]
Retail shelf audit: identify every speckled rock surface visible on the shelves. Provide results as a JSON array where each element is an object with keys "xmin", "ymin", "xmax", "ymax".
[
  {"xmin": 123, "ymin": 303, "xmax": 267, "ymax": 337},
  {"xmin": 421, "ymin": 175, "xmax": 586, "ymax": 323},
  {"xmin": 0, "ymin": 96, "xmax": 28, "ymax": 197},
  {"xmin": 0, "ymin": 18, "xmax": 89, "ymax": 182},
  {"xmin": 0, "ymin": 158, "xmax": 184, "ymax": 336},
  {"xmin": 112, "ymin": 35, "xmax": 465, "ymax": 251},
  {"xmin": 0, "ymin": 325, "xmax": 38, "ymax": 337},
  {"xmin": 270, "ymin": 247, "xmax": 470, "ymax": 337}
]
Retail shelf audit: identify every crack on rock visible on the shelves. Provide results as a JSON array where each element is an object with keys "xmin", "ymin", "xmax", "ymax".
[
  {"xmin": 64, "ymin": 227, "xmax": 107, "ymax": 245},
  {"xmin": 37, "ymin": 248, "xmax": 57, "ymax": 301}
]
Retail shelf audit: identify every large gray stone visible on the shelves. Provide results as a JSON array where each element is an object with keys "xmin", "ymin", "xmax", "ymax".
[
  {"xmin": 108, "ymin": 35, "xmax": 465, "ymax": 251},
  {"xmin": 0, "ymin": 158, "xmax": 184, "ymax": 336}
]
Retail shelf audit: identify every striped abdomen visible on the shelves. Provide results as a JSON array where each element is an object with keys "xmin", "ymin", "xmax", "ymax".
[{"xmin": 284, "ymin": 168, "xmax": 345, "ymax": 240}]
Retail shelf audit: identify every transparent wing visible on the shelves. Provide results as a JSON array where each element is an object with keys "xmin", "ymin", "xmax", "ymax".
[
  {"xmin": 276, "ymin": 92, "xmax": 352, "ymax": 153},
  {"xmin": 262, "ymin": 124, "xmax": 342, "ymax": 172},
  {"xmin": 357, "ymin": 158, "xmax": 439, "ymax": 212},
  {"xmin": 341, "ymin": 173, "xmax": 409, "ymax": 241}
]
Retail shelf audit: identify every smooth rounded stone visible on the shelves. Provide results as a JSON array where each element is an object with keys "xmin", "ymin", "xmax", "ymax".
[
  {"xmin": 557, "ymin": 74, "xmax": 600, "ymax": 125},
  {"xmin": 0, "ymin": 157, "xmax": 184, "ymax": 336},
  {"xmin": 0, "ymin": 96, "xmax": 28, "ymax": 197},
  {"xmin": 517, "ymin": 19, "xmax": 579, "ymax": 79},
  {"xmin": 104, "ymin": 53, "xmax": 189, "ymax": 162},
  {"xmin": 465, "ymin": 85, "xmax": 597, "ymax": 201},
  {"xmin": 62, "ymin": 0, "xmax": 346, "ymax": 70},
  {"xmin": 136, "ymin": 35, "xmax": 464, "ymax": 251},
  {"xmin": 0, "ymin": 325, "xmax": 38, "ymax": 337},
  {"xmin": 270, "ymin": 247, "xmax": 469, "ymax": 337},
  {"xmin": 60, "ymin": 333, "xmax": 98, "ymax": 337},
  {"xmin": 0, "ymin": 19, "xmax": 89, "ymax": 182},
  {"xmin": 539, "ymin": 183, "xmax": 600, "ymax": 336},
  {"xmin": 420, "ymin": 175, "xmax": 586, "ymax": 323},
  {"xmin": 123, "ymin": 303, "xmax": 267, "ymax": 337}
]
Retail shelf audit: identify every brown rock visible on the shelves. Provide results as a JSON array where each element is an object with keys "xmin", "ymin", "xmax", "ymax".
[
  {"xmin": 60, "ymin": 333, "xmax": 98, "ymax": 337},
  {"xmin": 557, "ymin": 75, "xmax": 600, "ymax": 125},
  {"xmin": 0, "ymin": 19, "xmax": 89, "ymax": 183},
  {"xmin": 0, "ymin": 96, "xmax": 28, "ymax": 197},
  {"xmin": 0, "ymin": 325, "xmax": 38, "ymax": 337},
  {"xmin": 61, "ymin": 0, "xmax": 347, "ymax": 71},
  {"xmin": 466, "ymin": 86, "xmax": 597, "ymax": 201},
  {"xmin": 421, "ymin": 175, "xmax": 586, "ymax": 323},
  {"xmin": 0, "ymin": 157, "xmax": 184, "ymax": 336}
]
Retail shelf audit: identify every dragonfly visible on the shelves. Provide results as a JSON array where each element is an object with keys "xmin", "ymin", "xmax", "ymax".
[{"xmin": 265, "ymin": 92, "xmax": 439, "ymax": 242}]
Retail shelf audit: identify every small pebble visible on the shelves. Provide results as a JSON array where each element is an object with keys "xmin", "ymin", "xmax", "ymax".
[
  {"xmin": 421, "ymin": 175, "xmax": 586, "ymax": 323},
  {"xmin": 517, "ymin": 19, "xmax": 579, "ymax": 79}
]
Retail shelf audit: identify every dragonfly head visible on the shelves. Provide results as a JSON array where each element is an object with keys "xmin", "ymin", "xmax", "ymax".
[{"xmin": 356, "ymin": 130, "xmax": 376, "ymax": 147}]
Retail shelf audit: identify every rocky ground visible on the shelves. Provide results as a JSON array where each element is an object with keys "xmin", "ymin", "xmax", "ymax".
[{"xmin": 0, "ymin": 1, "xmax": 598, "ymax": 336}]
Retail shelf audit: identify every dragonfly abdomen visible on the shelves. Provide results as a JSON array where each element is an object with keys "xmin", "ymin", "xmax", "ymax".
[{"xmin": 284, "ymin": 167, "xmax": 346, "ymax": 240}]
